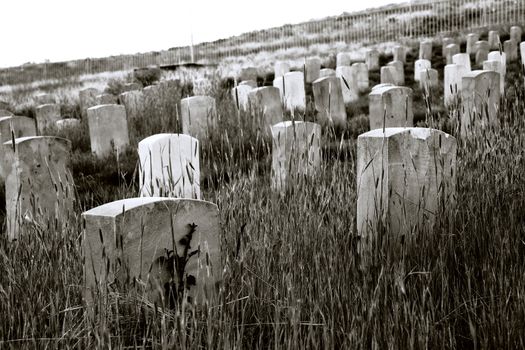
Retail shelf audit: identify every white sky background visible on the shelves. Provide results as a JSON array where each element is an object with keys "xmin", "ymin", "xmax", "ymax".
[{"xmin": 1, "ymin": 0, "xmax": 406, "ymax": 68}]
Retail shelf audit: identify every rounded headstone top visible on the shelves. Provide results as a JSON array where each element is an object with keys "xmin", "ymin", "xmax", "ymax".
[
  {"xmin": 369, "ymin": 85, "xmax": 411, "ymax": 96},
  {"xmin": 139, "ymin": 133, "xmax": 197, "ymax": 145},
  {"xmin": 87, "ymin": 104, "xmax": 122, "ymax": 112},
  {"xmin": 358, "ymin": 127, "xmax": 453, "ymax": 141},
  {"xmin": 462, "ymin": 70, "xmax": 497, "ymax": 78}
]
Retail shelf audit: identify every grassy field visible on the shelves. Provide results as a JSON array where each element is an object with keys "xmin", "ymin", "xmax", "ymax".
[{"xmin": 1, "ymin": 32, "xmax": 525, "ymax": 348}]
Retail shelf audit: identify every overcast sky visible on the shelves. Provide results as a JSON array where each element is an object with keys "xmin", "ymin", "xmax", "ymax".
[{"xmin": 1, "ymin": 0, "xmax": 406, "ymax": 68}]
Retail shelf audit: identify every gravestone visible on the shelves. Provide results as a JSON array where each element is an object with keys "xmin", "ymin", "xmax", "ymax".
[
  {"xmin": 452, "ymin": 53, "xmax": 472, "ymax": 71},
  {"xmin": 0, "ymin": 116, "xmax": 36, "ymax": 144},
  {"xmin": 419, "ymin": 68, "xmax": 438, "ymax": 92},
  {"xmin": 4, "ymin": 136, "xmax": 74, "ymax": 241},
  {"xmin": 312, "ymin": 76, "xmax": 347, "ymax": 128},
  {"xmin": 247, "ymin": 86, "xmax": 283, "ymax": 129},
  {"xmin": 475, "ymin": 41, "xmax": 490, "ymax": 65},
  {"xmin": 239, "ymin": 67, "xmax": 258, "ymax": 82},
  {"xmin": 56, "ymin": 119, "xmax": 81, "ymax": 131},
  {"xmin": 35, "ymin": 104, "xmax": 61, "ymax": 134},
  {"xmin": 271, "ymin": 121, "xmax": 321, "ymax": 192},
  {"xmin": 487, "ymin": 51, "xmax": 506, "ymax": 77},
  {"xmin": 95, "ymin": 93, "xmax": 118, "ymax": 105},
  {"xmin": 445, "ymin": 44, "xmax": 460, "ymax": 65},
  {"xmin": 34, "ymin": 93, "xmax": 55, "ymax": 105},
  {"xmin": 353, "ymin": 62, "xmax": 369, "ymax": 92},
  {"xmin": 0, "ymin": 110, "xmax": 14, "ymax": 117},
  {"xmin": 273, "ymin": 72, "xmax": 306, "ymax": 112},
  {"xmin": 488, "ymin": 30, "xmax": 500, "ymax": 50},
  {"xmin": 419, "ymin": 40, "xmax": 433, "ymax": 60},
  {"xmin": 392, "ymin": 46, "xmax": 406, "ymax": 63},
  {"xmin": 365, "ymin": 49, "xmax": 380, "ymax": 70},
  {"xmin": 79, "ymin": 88, "xmax": 100, "ymax": 118},
  {"xmin": 466, "ymin": 33, "xmax": 479, "ymax": 55},
  {"xmin": 368, "ymin": 86, "xmax": 413, "ymax": 130},
  {"xmin": 387, "ymin": 60, "xmax": 404, "ymax": 85},
  {"xmin": 414, "ymin": 59, "xmax": 431, "ymax": 82},
  {"xmin": 336, "ymin": 52, "xmax": 352, "ymax": 67},
  {"xmin": 444, "ymin": 64, "xmax": 470, "ymax": 106},
  {"xmin": 380, "ymin": 66, "xmax": 397, "ymax": 85},
  {"xmin": 510, "ymin": 26, "xmax": 522, "ymax": 43},
  {"xmin": 138, "ymin": 134, "xmax": 200, "ymax": 199},
  {"xmin": 87, "ymin": 104, "xmax": 130, "ymax": 157},
  {"xmin": 181, "ymin": 96, "xmax": 217, "ymax": 139},
  {"xmin": 442, "ymin": 37, "xmax": 455, "ymax": 56},
  {"xmin": 335, "ymin": 66, "xmax": 359, "ymax": 104},
  {"xmin": 305, "ymin": 57, "xmax": 321, "ymax": 83},
  {"xmin": 371, "ymin": 83, "xmax": 395, "ymax": 91},
  {"xmin": 503, "ymin": 40, "xmax": 518, "ymax": 62},
  {"xmin": 483, "ymin": 60, "xmax": 504, "ymax": 95},
  {"xmin": 521, "ymin": 42, "xmax": 525, "ymax": 67},
  {"xmin": 231, "ymin": 84, "xmax": 253, "ymax": 111},
  {"xmin": 356, "ymin": 128, "xmax": 457, "ymax": 260},
  {"xmin": 119, "ymin": 90, "xmax": 143, "ymax": 121},
  {"xmin": 274, "ymin": 62, "xmax": 290, "ymax": 78},
  {"xmin": 461, "ymin": 70, "xmax": 500, "ymax": 136},
  {"xmin": 319, "ymin": 68, "xmax": 336, "ymax": 78},
  {"xmin": 82, "ymin": 198, "xmax": 220, "ymax": 311},
  {"xmin": 239, "ymin": 80, "xmax": 257, "ymax": 88}
]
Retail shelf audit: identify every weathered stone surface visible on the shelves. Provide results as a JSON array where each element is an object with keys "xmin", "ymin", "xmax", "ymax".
[
  {"xmin": 239, "ymin": 80, "xmax": 257, "ymax": 88},
  {"xmin": 488, "ymin": 30, "xmax": 500, "ymax": 50},
  {"xmin": 231, "ymin": 84, "xmax": 253, "ymax": 111},
  {"xmin": 371, "ymin": 83, "xmax": 395, "ymax": 91},
  {"xmin": 504, "ymin": 40, "xmax": 518, "ymax": 62},
  {"xmin": 239, "ymin": 67, "xmax": 258, "ymax": 82},
  {"xmin": 483, "ymin": 60, "xmax": 504, "ymax": 95},
  {"xmin": 392, "ymin": 45, "xmax": 406, "ymax": 63},
  {"xmin": 510, "ymin": 26, "xmax": 522, "ymax": 43},
  {"xmin": 0, "ymin": 109, "xmax": 14, "ymax": 117},
  {"xmin": 368, "ymin": 86, "xmax": 413, "ymax": 130},
  {"xmin": 272, "ymin": 72, "xmax": 306, "ymax": 112},
  {"xmin": 319, "ymin": 68, "xmax": 336, "ymax": 78},
  {"xmin": 181, "ymin": 96, "xmax": 217, "ymax": 139},
  {"xmin": 82, "ymin": 198, "xmax": 220, "ymax": 310},
  {"xmin": 387, "ymin": 60, "xmax": 404, "ymax": 85},
  {"xmin": 452, "ymin": 53, "xmax": 471, "ymax": 71},
  {"xmin": 336, "ymin": 52, "xmax": 352, "ymax": 67},
  {"xmin": 119, "ymin": 90, "xmax": 143, "ymax": 121},
  {"xmin": 56, "ymin": 118, "xmax": 81, "ymax": 131},
  {"xmin": 312, "ymin": 76, "xmax": 347, "ymax": 128},
  {"xmin": 444, "ymin": 64, "xmax": 470, "ymax": 106},
  {"xmin": 475, "ymin": 41, "xmax": 490, "ymax": 65},
  {"xmin": 414, "ymin": 59, "xmax": 431, "ymax": 82},
  {"xmin": 521, "ymin": 42, "xmax": 525, "ymax": 67},
  {"xmin": 271, "ymin": 121, "xmax": 321, "ymax": 191},
  {"xmin": 353, "ymin": 62, "xmax": 369, "ymax": 92},
  {"xmin": 380, "ymin": 66, "xmax": 397, "ymax": 85},
  {"xmin": 487, "ymin": 51, "xmax": 506, "ymax": 77},
  {"xmin": 466, "ymin": 33, "xmax": 479, "ymax": 55},
  {"xmin": 0, "ymin": 116, "xmax": 36, "ymax": 144},
  {"xmin": 4, "ymin": 136, "xmax": 74, "ymax": 240},
  {"xmin": 335, "ymin": 66, "xmax": 359, "ymax": 104},
  {"xmin": 442, "ymin": 37, "xmax": 455, "ymax": 56},
  {"xmin": 79, "ymin": 88, "xmax": 100, "ymax": 118},
  {"xmin": 35, "ymin": 104, "xmax": 61, "ymax": 134},
  {"xmin": 34, "ymin": 93, "xmax": 55, "ymax": 105},
  {"xmin": 95, "ymin": 93, "xmax": 118, "ymax": 105},
  {"xmin": 365, "ymin": 49, "xmax": 379, "ymax": 70},
  {"xmin": 87, "ymin": 104, "xmax": 130, "ymax": 157},
  {"xmin": 445, "ymin": 44, "xmax": 460, "ymax": 65},
  {"xmin": 247, "ymin": 86, "xmax": 284, "ymax": 128},
  {"xmin": 357, "ymin": 128, "xmax": 457, "ymax": 254},
  {"xmin": 138, "ymin": 134, "xmax": 200, "ymax": 199},
  {"xmin": 419, "ymin": 68, "xmax": 438, "ymax": 92},
  {"xmin": 274, "ymin": 62, "xmax": 290, "ymax": 78},
  {"xmin": 419, "ymin": 40, "xmax": 433, "ymax": 60},
  {"xmin": 461, "ymin": 70, "xmax": 500, "ymax": 136},
  {"xmin": 305, "ymin": 57, "xmax": 321, "ymax": 83}
]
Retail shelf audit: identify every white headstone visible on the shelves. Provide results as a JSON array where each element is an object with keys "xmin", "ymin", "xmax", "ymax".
[
  {"xmin": 503, "ymin": 40, "xmax": 518, "ymax": 62},
  {"xmin": 231, "ymin": 84, "xmax": 253, "ymax": 111},
  {"xmin": 414, "ymin": 59, "xmax": 431, "ymax": 82},
  {"xmin": 444, "ymin": 64, "xmax": 470, "ymax": 106},
  {"xmin": 466, "ymin": 33, "xmax": 479, "ymax": 55},
  {"xmin": 387, "ymin": 60, "xmax": 405, "ymax": 85},
  {"xmin": 274, "ymin": 62, "xmax": 290, "ymax": 78},
  {"xmin": 35, "ymin": 104, "xmax": 61, "ymax": 134},
  {"xmin": 419, "ymin": 40, "xmax": 433, "ymax": 60},
  {"xmin": 452, "ymin": 53, "xmax": 472, "ymax": 71},
  {"xmin": 335, "ymin": 66, "xmax": 359, "ymax": 104},
  {"xmin": 273, "ymin": 72, "xmax": 306, "ymax": 113},
  {"xmin": 365, "ymin": 49, "xmax": 380, "ymax": 70},
  {"xmin": 79, "ymin": 88, "xmax": 100, "ymax": 118},
  {"xmin": 445, "ymin": 44, "xmax": 460, "ymax": 65},
  {"xmin": 336, "ymin": 52, "xmax": 352, "ymax": 67},
  {"xmin": 368, "ymin": 86, "xmax": 413, "ymax": 130},
  {"xmin": 319, "ymin": 68, "xmax": 336, "ymax": 78},
  {"xmin": 483, "ymin": 60, "xmax": 504, "ymax": 95},
  {"xmin": 392, "ymin": 46, "xmax": 406, "ymax": 63},
  {"xmin": 312, "ymin": 76, "xmax": 347, "ymax": 128},
  {"xmin": 181, "ymin": 96, "xmax": 217, "ymax": 139}
]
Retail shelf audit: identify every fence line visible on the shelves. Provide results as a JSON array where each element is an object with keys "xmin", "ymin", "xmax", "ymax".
[{"xmin": 1, "ymin": 0, "xmax": 524, "ymax": 86}]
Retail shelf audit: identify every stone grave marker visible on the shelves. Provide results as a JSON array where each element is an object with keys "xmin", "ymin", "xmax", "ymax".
[
  {"xmin": 335, "ymin": 66, "xmax": 359, "ymax": 105},
  {"xmin": 368, "ymin": 85, "xmax": 413, "ymax": 130},
  {"xmin": 420, "ymin": 68, "xmax": 439, "ymax": 92},
  {"xmin": 442, "ymin": 37, "xmax": 455, "ymax": 56},
  {"xmin": 336, "ymin": 52, "xmax": 352, "ymax": 67},
  {"xmin": 247, "ymin": 86, "xmax": 284, "ymax": 128},
  {"xmin": 444, "ymin": 64, "xmax": 470, "ymax": 106},
  {"xmin": 380, "ymin": 66, "xmax": 397, "ymax": 85},
  {"xmin": 181, "ymin": 96, "xmax": 217, "ymax": 139},
  {"xmin": 312, "ymin": 76, "xmax": 347, "ymax": 128},
  {"xmin": 475, "ymin": 41, "xmax": 490, "ymax": 65},
  {"xmin": 239, "ymin": 67, "xmax": 258, "ymax": 82},
  {"xmin": 419, "ymin": 40, "xmax": 433, "ymax": 60},
  {"xmin": 365, "ymin": 49, "xmax": 380, "ymax": 70},
  {"xmin": 488, "ymin": 30, "xmax": 500, "ymax": 50},
  {"xmin": 273, "ymin": 72, "xmax": 306, "ymax": 113},
  {"xmin": 503, "ymin": 40, "xmax": 518, "ymax": 62},
  {"xmin": 466, "ymin": 33, "xmax": 479, "ymax": 55},
  {"xmin": 353, "ymin": 62, "xmax": 369, "ymax": 92},
  {"xmin": 305, "ymin": 57, "xmax": 321, "ymax": 83},
  {"xmin": 319, "ymin": 68, "xmax": 336, "ymax": 78},
  {"xmin": 452, "ymin": 53, "xmax": 472, "ymax": 71},
  {"xmin": 0, "ymin": 116, "xmax": 36, "ymax": 145},
  {"xmin": 274, "ymin": 62, "xmax": 290, "ymax": 78},
  {"xmin": 87, "ymin": 104, "xmax": 130, "ymax": 157},
  {"xmin": 487, "ymin": 51, "xmax": 506, "ymax": 77},
  {"xmin": 56, "ymin": 119, "xmax": 81, "ymax": 131},
  {"xmin": 95, "ymin": 93, "xmax": 118, "ymax": 105},
  {"xmin": 35, "ymin": 104, "xmax": 61, "ymax": 134},
  {"xmin": 231, "ymin": 84, "xmax": 253, "ymax": 112},
  {"xmin": 414, "ymin": 59, "xmax": 431, "ymax": 82},
  {"xmin": 483, "ymin": 60, "xmax": 504, "ymax": 95},
  {"xmin": 119, "ymin": 90, "xmax": 144, "ymax": 121},
  {"xmin": 510, "ymin": 26, "xmax": 522, "ymax": 43},
  {"xmin": 387, "ymin": 60, "xmax": 405, "ymax": 85},
  {"xmin": 393, "ymin": 45, "xmax": 406, "ymax": 63},
  {"xmin": 445, "ymin": 44, "xmax": 460, "ymax": 65},
  {"xmin": 79, "ymin": 88, "xmax": 100, "ymax": 118},
  {"xmin": 34, "ymin": 93, "xmax": 55, "ymax": 105}
]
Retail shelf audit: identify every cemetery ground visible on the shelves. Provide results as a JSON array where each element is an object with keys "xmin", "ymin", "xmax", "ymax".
[{"xmin": 1, "ymin": 37, "xmax": 525, "ymax": 348}]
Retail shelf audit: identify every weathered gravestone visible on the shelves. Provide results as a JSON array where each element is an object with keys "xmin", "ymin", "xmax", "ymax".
[
  {"xmin": 445, "ymin": 44, "xmax": 460, "ymax": 65},
  {"xmin": 138, "ymin": 134, "xmax": 200, "ymax": 199},
  {"xmin": 87, "ymin": 104, "xmax": 130, "ymax": 158},
  {"xmin": 56, "ymin": 118, "xmax": 81, "ymax": 131},
  {"xmin": 312, "ymin": 76, "xmax": 347, "ymax": 128},
  {"xmin": 0, "ymin": 116, "xmax": 36, "ymax": 144},
  {"xmin": 487, "ymin": 51, "xmax": 506, "ymax": 77},
  {"xmin": 466, "ymin": 33, "xmax": 479, "ymax": 55},
  {"xmin": 442, "ymin": 37, "xmax": 455, "ymax": 56},
  {"xmin": 444, "ymin": 64, "xmax": 470, "ymax": 106},
  {"xmin": 4, "ymin": 136, "xmax": 74, "ymax": 241},
  {"xmin": 488, "ymin": 30, "xmax": 500, "ymax": 50},
  {"xmin": 181, "ymin": 96, "xmax": 217, "ymax": 139},
  {"xmin": 419, "ymin": 68, "xmax": 439, "ymax": 92},
  {"xmin": 0, "ymin": 109, "xmax": 14, "ymax": 117},
  {"xmin": 414, "ymin": 59, "xmax": 431, "ymax": 82},
  {"xmin": 336, "ymin": 52, "xmax": 352, "ymax": 67},
  {"xmin": 356, "ymin": 128, "xmax": 457, "ymax": 261},
  {"xmin": 305, "ymin": 57, "xmax": 321, "ymax": 83},
  {"xmin": 119, "ymin": 90, "xmax": 143, "ymax": 121},
  {"xmin": 79, "ymin": 88, "xmax": 100, "ymax": 118},
  {"xmin": 239, "ymin": 80, "xmax": 257, "ymax": 88},
  {"xmin": 95, "ymin": 93, "xmax": 118, "ymax": 105},
  {"xmin": 271, "ymin": 121, "xmax": 321, "ymax": 192},
  {"xmin": 247, "ymin": 86, "xmax": 284, "ymax": 128},
  {"xmin": 475, "ymin": 41, "xmax": 490, "ymax": 65},
  {"xmin": 392, "ymin": 46, "xmax": 406, "ymax": 63},
  {"xmin": 353, "ymin": 62, "xmax": 369, "ymax": 92},
  {"xmin": 231, "ymin": 84, "xmax": 253, "ymax": 111},
  {"xmin": 35, "ymin": 104, "xmax": 61, "ymax": 134},
  {"xmin": 34, "ymin": 93, "xmax": 55, "ymax": 105},
  {"xmin": 510, "ymin": 26, "xmax": 522, "ymax": 43},
  {"xmin": 274, "ymin": 62, "xmax": 290, "ymax": 78},
  {"xmin": 82, "ymin": 198, "xmax": 220, "ymax": 312},
  {"xmin": 380, "ymin": 66, "xmax": 397, "ymax": 85},
  {"xmin": 461, "ymin": 70, "xmax": 500, "ymax": 136},
  {"xmin": 239, "ymin": 67, "xmax": 258, "ymax": 82},
  {"xmin": 335, "ymin": 66, "xmax": 359, "ymax": 104},
  {"xmin": 368, "ymin": 85, "xmax": 413, "ymax": 130},
  {"xmin": 365, "ymin": 49, "xmax": 379, "ymax": 70},
  {"xmin": 419, "ymin": 40, "xmax": 433, "ymax": 60},
  {"xmin": 387, "ymin": 61, "xmax": 404, "ymax": 85},
  {"xmin": 272, "ymin": 72, "xmax": 306, "ymax": 113},
  {"xmin": 483, "ymin": 60, "xmax": 505, "ymax": 95},
  {"xmin": 503, "ymin": 40, "xmax": 518, "ymax": 62},
  {"xmin": 319, "ymin": 68, "xmax": 336, "ymax": 78},
  {"xmin": 521, "ymin": 42, "xmax": 525, "ymax": 68},
  {"xmin": 452, "ymin": 53, "xmax": 472, "ymax": 71}
]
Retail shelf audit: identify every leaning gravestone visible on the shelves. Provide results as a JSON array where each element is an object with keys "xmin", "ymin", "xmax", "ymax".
[
  {"xmin": 488, "ymin": 30, "xmax": 500, "ymax": 50},
  {"xmin": 387, "ymin": 60, "xmax": 404, "ymax": 85},
  {"xmin": 305, "ymin": 57, "xmax": 321, "ymax": 83},
  {"xmin": 138, "ymin": 134, "xmax": 200, "ymax": 199},
  {"xmin": 82, "ymin": 197, "xmax": 220, "ymax": 311},
  {"xmin": 483, "ymin": 60, "xmax": 505, "ymax": 95},
  {"xmin": 271, "ymin": 121, "xmax": 321, "ymax": 192},
  {"xmin": 461, "ymin": 70, "xmax": 500, "ymax": 136},
  {"xmin": 466, "ymin": 33, "xmax": 479, "ymax": 55},
  {"xmin": 414, "ymin": 59, "xmax": 431, "ymax": 82},
  {"xmin": 312, "ymin": 76, "xmax": 347, "ymax": 128},
  {"xmin": 273, "ymin": 72, "xmax": 306, "ymax": 113},
  {"xmin": 34, "ymin": 93, "xmax": 55, "ymax": 105},
  {"xmin": 444, "ymin": 64, "xmax": 470, "ymax": 106},
  {"xmin": 419, "ymin": 40, "xmax": 433, "ymax": 60},
  {"xmin": 365, "ymin": 49, "xmax": 380, "ymax": 70},
  {"xmin": 35, "ymin": 104, "xmax": 61, "ymax": 134},
  {"xmin": 274, "ymin": 62, "xmax": 290, "ymax": 78},
  {"xmin": 319, "ymin": 68, "xmax": 336, "ymax": 78},
  {"xmin": 356, "ymin": 128, "xmax": 457, "ymax": 262},
  {"xmin": 247, "ymin": 86, "xmax": 284, "ymax": 129},
  {"xmin": 503, "ymin": 40, "xmax": 518, "ymax": 62},
  {"xmin": 392, "ymin": 46, "xmax": 406, "ymax": 63},
  {"xmin": 79, "ymin": 88, "xmax": 100, "ymax": 118},
  {"xmin": 4, "ymin": 136, "xmax": 74, "ymax": 241},
  {"xmin": 445, "ymin": 44, "xmax": 460, "ymax": 65},
  {"xmin": 368, "ymin": 85, "xmax": 413, "ymax": 130},
  {"xmin": 87, "ymin": 104, "xmax": 130, "ymax": 158},
  {"xmin": 452, "ymin": 53, "xmax": 472, "ymax": 71},
  {"xmin": 353, "ymin": 62, "xmax": 369, "ymax": 92},
  {"xmin": 231, "ymin": 84, "xmax": 253, "ymax": 111},
  {"xmin": 336, "ymin": 52, "xmax": 352, "ymax": 67},
  {"xmin": 335, "ymin": 66, "xmax": 359, "ymax": 104},
  {"xmin": 380, "ymin": 66, "xmax": 397, "ymax": 85},
  {"xmin": 181, "ymin": 96, "xmax": 217, "ymax": 139},
  {"xmin": 510, "ymin": 26, "xmax": 522, "ymax": 43}
]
